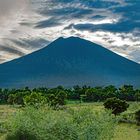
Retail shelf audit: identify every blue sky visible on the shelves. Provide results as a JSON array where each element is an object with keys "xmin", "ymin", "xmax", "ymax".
[{"xmin": 0, "ymin": 0, "xmax": 140, "ymax": 63}]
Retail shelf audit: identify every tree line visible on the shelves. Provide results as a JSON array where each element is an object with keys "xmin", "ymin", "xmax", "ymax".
[{"xmin": 0, "ymin": 85, "xmax": 140, "ymax": 105}]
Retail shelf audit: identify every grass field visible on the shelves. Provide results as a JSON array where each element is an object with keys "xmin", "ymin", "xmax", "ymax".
[{"xmin": 0, "ymin": 102, "xmax": 140, "ymax": 140}]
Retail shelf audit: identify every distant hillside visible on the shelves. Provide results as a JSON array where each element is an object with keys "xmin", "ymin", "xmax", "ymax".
[{"xmin": 0, "ymin": 36, "xmax": 140, "ymax": 88}]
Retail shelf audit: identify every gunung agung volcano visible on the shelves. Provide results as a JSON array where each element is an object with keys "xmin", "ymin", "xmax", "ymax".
[{"xmin": 0, "ymin": 37, "xmax": 140, "ymax": 88}]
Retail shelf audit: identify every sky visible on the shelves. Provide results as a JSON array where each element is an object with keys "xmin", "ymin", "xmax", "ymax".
[{"xmin": 0, "ymin": 0, "xmax": 140, "ymax": 64}]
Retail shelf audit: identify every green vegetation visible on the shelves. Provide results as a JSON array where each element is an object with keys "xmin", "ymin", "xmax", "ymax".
[
  {"xmin": 0, "ymin": 85, "xmax": 140, "ymax": 140},
  {"xmin": 104, "ymin": 97, "xmax": 129, "ymax": 115},
  {"xmin": 23, "ymin": 92, "xmax": 46, "ymax": 108},
  {"xmin": 47, "ymin": 90, "xmax": 67, "ymax": 109},
  {"xmin": 135, "ymin": 110, "xmax": 140, "ymax": 125},
  {"xmin": 0, "ymin": 85, "xmax": 140, "ymax": 106},
  {"xmin": 0, "ymin": 103, "xmax": 140, "ymax": 140},
  {"xmin": 3, "ymin": 107, "xmax": 115, "ymax": 140}
]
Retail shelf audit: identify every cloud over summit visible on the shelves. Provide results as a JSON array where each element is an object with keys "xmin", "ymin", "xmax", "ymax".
[{"xmin": 0, "ymin": 0, "xmax": 140, "ymax": 63}]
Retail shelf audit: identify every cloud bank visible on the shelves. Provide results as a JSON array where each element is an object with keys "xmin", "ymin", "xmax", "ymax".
[{"xmin": 0, "ymin": 0, "xmax": 140, "ymax": 63}]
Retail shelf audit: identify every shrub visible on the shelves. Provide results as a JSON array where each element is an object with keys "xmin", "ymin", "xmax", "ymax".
[
  {"xmin": 118, "ymin": 85, "xmax": 135, "ymax": 101},
  {"xmin": 104, "ymin": 97, "xmax": 129, "ymax": 115},
  {"xmin": 80, "ymin": 94, "xmax": 87, "ymax": 103},
  {"xmin": 5, "ymin": 107, "xmax": 78, "ymax": 140},
  {"xmin": 23, "ymin": 92, "xmax": 46, "ymax": 108},
  {"xmin": 6, "ymin": 130, "xmax": 37, "ymax": 140},
  {"xmin": 0, "ymin": 88, "xmax": 9, "ymax": 104},
  {"xmin": 85, "ymin": 89, "xmax": 95, "ymax": 102},
  {"xmin": 69, "ymin": 107, "xmax": 116, "ymax": 140},
  {"xmin": 8, "ymin": 93, "xmax": 24, "ymax": 105},
  {"xmin": 8, "ymin": 91, "xmax": 30, "ymax": 105},
  {"xmin": 47, "ymin": 90, "xmax": 67, "ymax": 108},
  {"xmin": 5, "ymin": 107, "xmax": 116, "ymax": 140},
  {"xmin": 135, "ymin": 90, "xmax": 140, "ymax": 101},
  {"xmin": 135, "ymin": 110, "xmax": 140, "ymax": 125},
  {"xmin": 55, "ymin": 90, "xmax": 67, "ymax": 105},
  {"xmin": 7, "ymin": 94, "xmax": 16, "ymax": 105}
]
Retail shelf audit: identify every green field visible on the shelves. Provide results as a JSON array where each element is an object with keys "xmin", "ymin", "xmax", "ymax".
[{"xmin": 0, "ymin": 102, "xmax": 140, "ymax": 140}]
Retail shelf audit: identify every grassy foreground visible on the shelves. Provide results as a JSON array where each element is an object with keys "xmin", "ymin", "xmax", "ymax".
[{"xmin": 0, "ymin": 102, "xmax": 140, "ymax": 140}]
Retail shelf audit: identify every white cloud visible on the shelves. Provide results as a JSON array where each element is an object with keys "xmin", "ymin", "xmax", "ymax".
[{"xmin": 0, "ymin": 0, "xmax": 140, "ymax": 64}]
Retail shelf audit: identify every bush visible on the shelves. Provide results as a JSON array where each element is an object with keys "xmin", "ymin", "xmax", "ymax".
[
  {"xmin": 5, "ymin": 107, "xmax": 116, "ymax": 140},
  {"xmin": 23, "ymin": 92, "xmax": 46, "ymax": 108},
  {"xmin": 104, "ymin": 97, "xmax": 129, "ymax": 115},
  {"xmin": 135, "ymin": 90, "xmax": 140, "ymax": 101},
  {"xmin": 5, "ymin": 107, "xmax": 78, "ymax": 140},
  {"xmin": 8, "ymin": 93, "xmax": 24, "ymax": 105},
  {"xmin": 118, "ymin": 85, "xmax": 135, "ymax": 101},
  {"xmin": 7, "ymin": 94, "xmax": 16, "ymax": 105},
  {"xmin": 8, "ymin": 91, "xmax": 30, "ymax": 105},
  {"xmin": 85, "ymin": 89, "xmax": 95, "ymax": 102},
  {"xmin": 0, "ymin": 89, "xmax": 9, "ymax": 104},
  {"xmin": 47, "ymin": 90, "xmax": 67, "ymax": 108},
  {"xmin": 6, "ymin": 130, "xmax": 37, "ymax": 140},
  {"xmin": 135, "ymin": 110, "xmax": 140, "ymax": 125}
]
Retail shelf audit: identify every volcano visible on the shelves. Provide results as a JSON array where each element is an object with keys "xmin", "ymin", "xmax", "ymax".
[{"xmin": 0, "ymin": 37, "xmax": 140, "ymax": 88}]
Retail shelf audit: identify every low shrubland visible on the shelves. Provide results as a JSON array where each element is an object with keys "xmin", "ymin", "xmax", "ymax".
[
  {"xmin": 3, "ymin": 107, "xmax": 116, "ymax": 140},
  {"xmin": 0, "ymin": 102, "xmax": 139, "ymax": 140}
]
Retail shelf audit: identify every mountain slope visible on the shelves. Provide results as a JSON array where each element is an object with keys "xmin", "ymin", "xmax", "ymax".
[{"xmin": 0, "ymin": 37, "xmax": 140, "ymax": 88}]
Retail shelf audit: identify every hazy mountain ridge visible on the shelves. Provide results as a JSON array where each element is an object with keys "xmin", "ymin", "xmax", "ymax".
[{"xmin": 0, "ymin": 37, "xmax": 140, "ymax": 88}]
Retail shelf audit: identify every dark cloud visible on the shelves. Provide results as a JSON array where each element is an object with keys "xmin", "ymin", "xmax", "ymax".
[
  {"xmin": 0, "ymin": 45, "xmax": 25, "ymax": 56},
  {"xmin": 11, "ymin": 38, "xmax": 50, "ymax": 50},
  {"xmin": 35, "ymin": 0, "xmax": 140, "ymax": 34},
  {"xmin": 45, "ymin": 8, "xmax": 93, "ymax": 18},
  {"xmin": 91, "ymin": 15, "xmax": 107, "ymax": 19},
  {"xmin": 36, "ymin": 7, "xmax": 93, "ymax": 29},
  {"xmin": 35, "ymin": 18, "xmax": 62, "ymax": 28},
  {"xmin": 64, "ymin": 18, "xmax": 140, "ymax": 33},
  {"xmin": 35, "ymin": 0, "xmax": 120, "ymax": 29}
]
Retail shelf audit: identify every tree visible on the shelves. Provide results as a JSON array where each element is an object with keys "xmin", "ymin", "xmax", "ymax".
[
  {"xmin": 104, "ymin": 97, "xmax": 129, "ymax": 115},
  {"xmin": 0, "ymin": 88, "xmax": 10, "ymax": 104},
  {"xmin": 103, "ymin": 85, "xmax": 117, "ymax": 99},
  {"xmin": 119, "ymin": 85, "xmax": 135, "ymax": 101},
  {"xmin": 135, "ymin": 110, "xmax": 140, "ymax": 125},
  {"xmin": 56, "ymin": 90, "xmax": 67, "ymax": 105},
  {"xmin": 8, "ymin": 91, "xmax": 30, "ymax": 105},
  {"xmin": 7, "ymin": 94, "xmax": 16, "ymax": 105},
  {"xmin": 23, "ymin": 92, "xmax": 46, "ymax": 107},
  {"xmin": 135, "ymin": 90, "xmax": 140, "ymax": 101},
  {"xmin": 80, "ymin": 94, "xmax": 87, "ymax": 103},
  {"xmin": 72, "ymin": 85, "xmax": 82, "ymax": 100},
  {"xmin": 85, "ymin": 88, "xmax": 96, "ymax": 102},
  {"xmin": 47, "ymin": 90, "xmax": 67, "ymax": 108}
]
